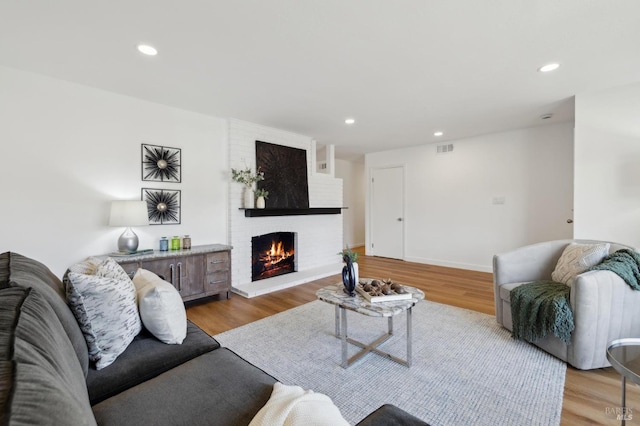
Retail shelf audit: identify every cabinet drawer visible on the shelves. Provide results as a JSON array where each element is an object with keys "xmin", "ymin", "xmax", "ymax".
[
  {"xmin": 206, "ymin": 252, "xmax": 229, "ymax": 273},
  {"xmin": 205, "ymin": 271, "xmax": 229, "ymax": 292}
]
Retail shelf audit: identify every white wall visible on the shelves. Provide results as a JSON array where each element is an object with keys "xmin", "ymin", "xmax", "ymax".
[
  {"xmin": 335, "ymin": 159, "xmax": 365, "ymax": 248},
  {"xmin": 365, "ymin": 123, "xmax": 574, "ymax": 271},
  {"xmin": 0, "ymin": 66, "xmax": 228, "ymax": 277},
  {"xmin": 574, "ymin": 82, "xmax": 640, "ymax": 248}
]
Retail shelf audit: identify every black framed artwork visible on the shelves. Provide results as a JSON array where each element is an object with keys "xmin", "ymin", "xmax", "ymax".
[
  {"xmin": 142, "ymin": 188, "xmax": 181, "ymax": 225},
  {"xmin": 255, "ymin": 141, "xmax": 309, "ymax": 209},
  {"xmin": 141, "ymin": 144, "xmax": 181, "ymax": 182}
]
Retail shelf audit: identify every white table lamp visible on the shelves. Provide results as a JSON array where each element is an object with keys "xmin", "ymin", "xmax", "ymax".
[{"xmin": 109, "ymin": 200, "xmax": 149, "ymax": 252}]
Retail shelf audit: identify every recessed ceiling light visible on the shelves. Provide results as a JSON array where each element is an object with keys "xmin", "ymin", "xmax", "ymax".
[
  {"xmin": 137, "ymin": 44, "xmax": 158, "ymax": 56},
  {"xmin": 345, "ymin": 118, "xmax": 355, "ymax": 125},
  {"xmin": 538, "ymin": 63, "xmax": 560, "ymax": 73},
  {"xmin": 434, "ymin": 131, "xmax": 444, "ymax": 137}
]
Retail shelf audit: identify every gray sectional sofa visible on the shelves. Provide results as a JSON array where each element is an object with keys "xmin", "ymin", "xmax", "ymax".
[{"xmin": 0, "ymin": 252, "xmax": 427, "ymax": 425}]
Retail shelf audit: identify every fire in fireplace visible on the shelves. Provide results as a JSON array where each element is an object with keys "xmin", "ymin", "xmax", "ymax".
[{"xmin": 251, "ymin": 232, "xmax": 296, "ymax": 281}]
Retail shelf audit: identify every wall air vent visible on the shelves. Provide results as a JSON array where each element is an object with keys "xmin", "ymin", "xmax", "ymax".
[{"xmin": 436, "ymin": 144, "xmax": 454, "ymax": 154}]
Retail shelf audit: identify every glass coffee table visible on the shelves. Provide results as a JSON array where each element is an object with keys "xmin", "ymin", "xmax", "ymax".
[
  {"xmin": 316, "ymin": 281, "xmax": 424, "ymax": 368},
  {"xmin": 606, "ymin": 338, "xmax": 640, "ymax": 425}
]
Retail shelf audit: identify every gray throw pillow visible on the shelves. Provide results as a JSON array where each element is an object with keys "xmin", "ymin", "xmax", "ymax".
[{"xmin": 67, "ymin": 257, "xmax": 141, "ymax": 369}]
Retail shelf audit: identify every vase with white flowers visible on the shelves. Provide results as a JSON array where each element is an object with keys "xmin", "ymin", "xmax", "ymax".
[{"xmin": 231, "ymin": 167, "xmax": 264, "ymax": 208}]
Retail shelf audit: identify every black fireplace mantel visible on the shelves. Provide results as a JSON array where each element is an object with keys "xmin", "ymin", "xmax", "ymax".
[{"xmin": 242, "ymin": 207, "xmax": 343, "ymax": 217}]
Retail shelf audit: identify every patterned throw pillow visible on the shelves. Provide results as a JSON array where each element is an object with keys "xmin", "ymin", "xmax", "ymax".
[
  {"xmin": 551, "ymin": 242, "xmax": 610, "ymax": 286},
  {"xmin": 132, "ymin": 268, "xmax": 187, "ymax": 344},
  {"xmin": 66, "ymin": 257, "xmax": 141, "ymax": 369}
]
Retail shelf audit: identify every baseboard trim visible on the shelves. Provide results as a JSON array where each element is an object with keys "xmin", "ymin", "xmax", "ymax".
[{"xmin": 403, "ymin": 256, "xmax": 492, "ymax": 273}]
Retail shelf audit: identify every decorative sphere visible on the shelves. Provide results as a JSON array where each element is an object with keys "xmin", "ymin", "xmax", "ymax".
[
  {"xmin": 157, "ymin": 159, "xmax": 168, "ymax": 169},
  {"xmin": 157, "ymin": 202, "xmax": 167, "ymax": 212}
]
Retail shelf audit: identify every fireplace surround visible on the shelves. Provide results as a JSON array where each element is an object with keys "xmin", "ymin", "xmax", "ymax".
[{"xmin": 228, "ymin": 119, "xmax": 343, "ymax": 297}]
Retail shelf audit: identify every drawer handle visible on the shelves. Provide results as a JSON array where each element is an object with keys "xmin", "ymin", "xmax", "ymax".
[
  {"xmin": 209, "ymin": 260, "xmax": 226, "ymax": 264},
  {"xmin": 209, "ymin": 279, "xmax": 226, "ymax": 285}
]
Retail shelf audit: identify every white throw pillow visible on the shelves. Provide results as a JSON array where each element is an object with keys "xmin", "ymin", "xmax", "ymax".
[
  {"xmin": 551, "ymin": 242, "xmax": 610, "ymax": 286},
  {"xmin": 66, "ymin": 257, "xmax": 142, "ymax": 369},
  {"xmin": 132, "ymin": 268, "xmax": 187, "ymax": 345}
]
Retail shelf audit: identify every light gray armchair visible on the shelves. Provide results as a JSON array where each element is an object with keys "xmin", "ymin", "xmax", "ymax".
[{"xmin": 493, "ymin": 239, "xmax": 640, "ymax": 370}]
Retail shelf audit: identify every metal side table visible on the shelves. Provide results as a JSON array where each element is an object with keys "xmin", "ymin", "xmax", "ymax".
[{"xmin": 607, "ymin": 338, "xmax": 640, "ymax": 425}]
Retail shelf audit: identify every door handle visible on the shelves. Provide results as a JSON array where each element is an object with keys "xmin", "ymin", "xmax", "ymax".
[
  {"xmin": 177, "ymin": 262, "xmax": 183, "ymax": 291},
  {"xmin": 567, "ymin": 219, "xmax": 573, "ymax": 224},
  {"xmin": 397, "ymin": 218, "xmax": 403, "ymax": 222}
]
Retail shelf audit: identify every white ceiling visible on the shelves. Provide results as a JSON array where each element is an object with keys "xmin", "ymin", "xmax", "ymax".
[{"xmin": 1, "ymin": 1, "xmax": 639, "ymax": 160}]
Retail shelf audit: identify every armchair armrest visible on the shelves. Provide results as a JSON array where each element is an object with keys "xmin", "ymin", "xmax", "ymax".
[
  {"xmin": 493, "ymin": 240, "xmax": 570, "ymax": 321},
  {"xmin": 569, "ymin": 270, "xmax": 640, "ymax": 369}
]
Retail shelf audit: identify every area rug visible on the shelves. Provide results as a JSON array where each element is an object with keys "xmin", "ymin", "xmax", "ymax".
[{"xmin": 214, "ymin": 300, "xmax": 566, "ymax": 425}]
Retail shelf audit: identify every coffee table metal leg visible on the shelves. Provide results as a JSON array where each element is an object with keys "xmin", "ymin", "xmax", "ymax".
[
  {"xmin": 335, "ymin": 305, "xmax": 340, "ymax": 337},
  {"xmin": 407, "ymin": 307, "xmax": 412, "ymax": 367},
  {"xmin": 337, "ymin": 309, "xmax": 414, "ymax": 368},
  {"xmin": 341, "ymin": 307, "xmax": 348, "ymax": 368}
]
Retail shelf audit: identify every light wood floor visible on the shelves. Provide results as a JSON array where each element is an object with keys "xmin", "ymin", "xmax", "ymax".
[{"xmin": 186, "ymin": 249, "xmax": 637, "ymax": 425}]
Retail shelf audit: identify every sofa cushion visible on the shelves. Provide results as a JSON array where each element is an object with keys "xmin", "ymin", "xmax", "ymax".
[
  {"xmin": 498, "ymin": 282, "xmax": 528, "ymax": 302},
  {"xmin": 356, "ymin": 404, "xmax": 430, "ymax": 426},
  {"xmin": 551, "ymin": 242, "xmax": 610, "ymax": 285},
  {"xmin": 133, "ymin": 268, "xmax": 187, "ymax": 344},
  {"xmin": 0, "ymin": 286, "xmax": 95, "ymax": 425},
  {"xmin": 1, "ymin": 252, "xmax": 89, "ymax": 377},
  {"xmin": 67, "ymin": 257, "xmax": 142, "ymax": 369},
  {"xmin": 92, "ymin": 348, "xmax": 277, "ymax": 426},
  {"xmin": 86, "ymin": 321, "xmax": 220, "ymax": 405}
]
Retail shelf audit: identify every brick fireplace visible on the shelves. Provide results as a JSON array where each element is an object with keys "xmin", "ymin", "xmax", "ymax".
[{"xmin": 228, "ymin": 119, "xmax": 343, "ymax": 297}]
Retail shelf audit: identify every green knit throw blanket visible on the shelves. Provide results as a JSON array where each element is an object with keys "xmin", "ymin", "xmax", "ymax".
[
  {"xmin": 510, "ymin": 280, "xmax": 574, "ymax": 345},
  {"xmin": 588, "ymin": 249, "xmax": 640, "ymax": 290}
]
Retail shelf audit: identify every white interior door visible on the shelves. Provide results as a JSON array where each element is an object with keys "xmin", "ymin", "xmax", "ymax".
[{"xmin": 371, "ymin": 166, "xmax": 404, "ymax": 259}]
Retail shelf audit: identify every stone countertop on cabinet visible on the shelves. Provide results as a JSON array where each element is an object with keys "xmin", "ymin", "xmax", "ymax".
[{"xmin": 105, "ymin": 244, "xmax": 233, "ymax": 263}]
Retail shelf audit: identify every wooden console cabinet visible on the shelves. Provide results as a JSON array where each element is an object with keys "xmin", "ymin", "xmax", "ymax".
[{"xmin": 111, "ymin": 244, "xmax": 232, "ymax": 302}]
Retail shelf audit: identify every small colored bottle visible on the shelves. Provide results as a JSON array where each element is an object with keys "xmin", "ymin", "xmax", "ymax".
[
  {"xmin": 159, "ymin": 237, "xmax": 168, "ymax": 252},
  {"xmin": 171, "ymin": 236, "xmax": 180, "ymax": 251},
  {"xmin": 182, "ymin": 235, "xmax": 192, "ymax": 250}
]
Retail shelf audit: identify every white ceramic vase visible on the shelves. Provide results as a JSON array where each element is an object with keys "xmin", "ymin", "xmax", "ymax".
[
  {"xmin": 243, "ymin": 187, "xmax": 254, "ymax": 209},
  {"xmin": 256, "ymin": 196, "xmax": 266, "ymax": 209}
]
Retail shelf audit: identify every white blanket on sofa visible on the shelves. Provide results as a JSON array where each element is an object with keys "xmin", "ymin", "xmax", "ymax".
[{"xmin": 249, "ymin": 382, "xmax": 349, "ymax": 426}]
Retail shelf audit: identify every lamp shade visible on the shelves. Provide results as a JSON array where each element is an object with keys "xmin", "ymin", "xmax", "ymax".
[{"xmin": 109, "ymin": 201, "xmax": 149, "ymax": 227}]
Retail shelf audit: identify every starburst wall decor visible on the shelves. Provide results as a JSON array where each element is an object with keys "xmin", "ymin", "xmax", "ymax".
[
  {"xmin": 142, "ymin": 188, "xmax": 181, "ymax": 225},
  {"xmin": 141, "ymin": 144, "xmax": 181, "ymax": 182}
]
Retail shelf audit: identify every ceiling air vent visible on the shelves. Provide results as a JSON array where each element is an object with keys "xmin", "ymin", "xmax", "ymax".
[{"xmin": 436, "ymin": 144, "xmax": 454, "ymax": 154}]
